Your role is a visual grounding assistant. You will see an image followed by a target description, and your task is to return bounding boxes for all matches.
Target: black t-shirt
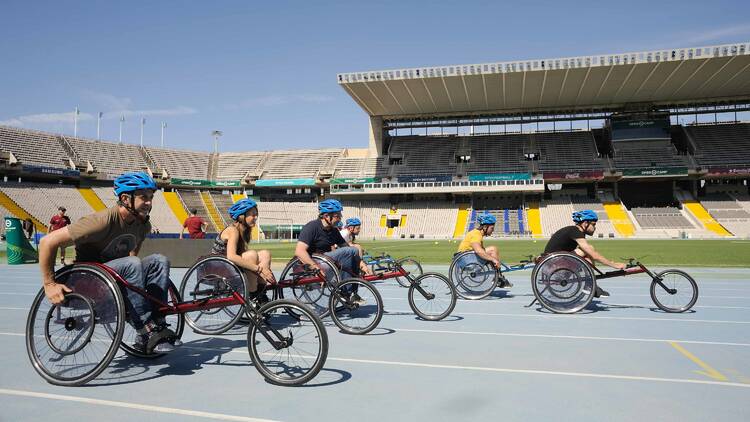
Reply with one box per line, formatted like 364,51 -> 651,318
298,219 -> 347,254
543,225 -> 586,254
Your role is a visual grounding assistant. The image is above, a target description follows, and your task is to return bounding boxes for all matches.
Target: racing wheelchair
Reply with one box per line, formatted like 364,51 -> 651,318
27,258 -> 328,386
448,251 -> 534,300
529,252 -> 699,314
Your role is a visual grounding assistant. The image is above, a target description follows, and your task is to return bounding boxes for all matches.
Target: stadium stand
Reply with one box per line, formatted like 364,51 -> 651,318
630,207 -> 694,229
0,203 -> 11,236
149,189 -> 184,234
66,136 -> 148,178
260,149 -> 342,179
91,186 -> 119,209
0,126 -> 71,168
612,143 -> 689,169
0,183 -> 93,227
210,191 -> 235,223
698,193 -> 750,237
216,152 -> 267,181
534,131 -> 604,172
390,200 -> 458,239
144,147 -> 211,180
685,123 -> 750,167
388,137 -> 458,176
176,190 -> 220,233
334,157 -> 366,178
468,135 -> 528,174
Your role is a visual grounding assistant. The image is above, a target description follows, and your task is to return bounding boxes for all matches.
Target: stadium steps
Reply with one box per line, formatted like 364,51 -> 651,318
163,191 -> 189,227
526,202 -> 543,237
678,198 -> 732,237
139,148 -> 159,173
207,153 -> 219,180
452,204 -> 470,238
385,208 -> 397,238
200,191 -> 225,232
602,202 -> 635,237
0,191 -> 47,232
77,187 -> 107,211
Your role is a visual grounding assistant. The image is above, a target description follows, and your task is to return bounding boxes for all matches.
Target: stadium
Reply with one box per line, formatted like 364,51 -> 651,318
2,15 -> 750,420
2,42 -> 750,245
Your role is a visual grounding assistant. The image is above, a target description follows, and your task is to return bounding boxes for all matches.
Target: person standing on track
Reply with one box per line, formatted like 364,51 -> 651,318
49,206 -> 71,265
181,208 -> 208,239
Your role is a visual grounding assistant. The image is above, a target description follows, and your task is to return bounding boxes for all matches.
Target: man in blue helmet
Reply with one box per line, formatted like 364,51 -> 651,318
339,217 -> 369,265
295,199 -> 371,302
543,209 -> 626,298
39,171 -> 180,353
456,213 -> 512,288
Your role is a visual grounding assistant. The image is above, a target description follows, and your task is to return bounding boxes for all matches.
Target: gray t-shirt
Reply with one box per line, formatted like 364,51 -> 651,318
68,206 -> 151,263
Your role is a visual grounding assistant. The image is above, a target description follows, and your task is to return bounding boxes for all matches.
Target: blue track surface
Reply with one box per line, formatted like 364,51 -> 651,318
1,264 -> 748,421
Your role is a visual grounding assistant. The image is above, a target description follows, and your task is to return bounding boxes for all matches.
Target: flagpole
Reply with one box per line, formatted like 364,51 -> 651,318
74,106 -> 79,137
161,122 -> 166,148
97,112 -> 103,139
140,117 -> 145,147
119,115 -> 125,143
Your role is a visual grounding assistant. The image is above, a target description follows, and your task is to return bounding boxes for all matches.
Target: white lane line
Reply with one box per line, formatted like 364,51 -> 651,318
0,292 -> 35,296
0,307 -> 28,311
390,328 -> 750,347
385,309 -> 750,324
379,297 -> 750,309
0,389 -> 281,422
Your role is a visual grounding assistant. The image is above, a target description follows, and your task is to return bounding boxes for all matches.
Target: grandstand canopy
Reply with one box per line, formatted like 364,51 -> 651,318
338,43 -> 750,120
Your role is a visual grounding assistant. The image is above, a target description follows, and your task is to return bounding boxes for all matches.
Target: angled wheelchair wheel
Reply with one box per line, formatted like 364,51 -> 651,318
531,253 -> 596,314
26,264 -> 125,386
650,270 -> 699,313
247,299 -> 328,386
179,256 -> 246,335
278,254 -> 340,318
120,281 -> 185,359
329,278 -> 384,335
449,251 -> 498,300
408,273 -> 457,321
394,258 -> 423,288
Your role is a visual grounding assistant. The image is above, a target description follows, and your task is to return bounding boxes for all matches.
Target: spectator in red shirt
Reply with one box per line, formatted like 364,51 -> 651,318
181,209 -> 207,239
49,207 -> 71,265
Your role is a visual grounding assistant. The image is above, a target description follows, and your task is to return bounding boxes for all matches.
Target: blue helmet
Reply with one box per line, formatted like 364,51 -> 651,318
477,213 -> 497,226
229,198 -> 258,220
345,217 -> 362,227
114,172 -> 157,196
572,210 -> 598,223
318,199 -> 343,214
334,221 -> 343,229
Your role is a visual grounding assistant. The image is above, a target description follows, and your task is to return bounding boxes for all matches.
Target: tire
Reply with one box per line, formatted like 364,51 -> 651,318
650,270 -> 699,313
179,256 -> 246,335
277,255 -> 340,319
531,252 -> 595,314
408,273 -> 457,321
26,264 -> 125,386
120,281 -> 185,359
395,258 -> 423,288
247,299 -> 328,386
329,278 -> 384,335
449,251 -> 498,300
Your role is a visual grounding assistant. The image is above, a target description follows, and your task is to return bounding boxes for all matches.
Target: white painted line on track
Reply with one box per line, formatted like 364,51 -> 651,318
386,309 -> 750,324
0,292 -> 35,296
390,328 -> 750,347
0,389 -> 281,422
380,297 -> 750,309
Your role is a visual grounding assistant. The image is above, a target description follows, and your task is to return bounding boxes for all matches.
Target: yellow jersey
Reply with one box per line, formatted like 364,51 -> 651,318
457,229 -> 483,252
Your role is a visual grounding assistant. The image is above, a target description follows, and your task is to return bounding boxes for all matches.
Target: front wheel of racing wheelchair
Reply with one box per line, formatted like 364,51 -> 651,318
276,254 -> 385,334
449,251 -> 499,300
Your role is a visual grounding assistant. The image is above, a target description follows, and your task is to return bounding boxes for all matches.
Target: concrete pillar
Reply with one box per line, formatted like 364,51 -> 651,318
368,116 -> 384,156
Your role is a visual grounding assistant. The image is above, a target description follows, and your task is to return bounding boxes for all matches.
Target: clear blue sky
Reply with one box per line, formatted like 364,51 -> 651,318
1,0 -> 748,153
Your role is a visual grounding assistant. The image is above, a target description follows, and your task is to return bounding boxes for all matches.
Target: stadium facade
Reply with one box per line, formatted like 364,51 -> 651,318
2,42 -> 750,240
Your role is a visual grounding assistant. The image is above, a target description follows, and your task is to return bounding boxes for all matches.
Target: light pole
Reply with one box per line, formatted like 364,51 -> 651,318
97,112 -> 103,139
73,106 -> 80,137
212,130 -> 223,154
119,115 -> 125,143
140,117 -> 146,147
161,122 -> 167,147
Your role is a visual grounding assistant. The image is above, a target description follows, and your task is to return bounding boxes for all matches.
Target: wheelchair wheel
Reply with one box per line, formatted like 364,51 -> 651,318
394,258 -> 423,288
247,299 -> 328,386
449,251 -> 498,300
329,278 -> 384,335
277,254 -> 340,318
650,270 -> 699,313
120,281 -> 185,359
531,253 -> 596,314
408,273 -> 457,321
179,256 -> 246,335
26,264 -> 125,386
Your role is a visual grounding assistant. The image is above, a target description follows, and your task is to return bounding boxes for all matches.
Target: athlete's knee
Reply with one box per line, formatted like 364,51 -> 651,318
242,249 -> 259,262
258,249 -> 272,260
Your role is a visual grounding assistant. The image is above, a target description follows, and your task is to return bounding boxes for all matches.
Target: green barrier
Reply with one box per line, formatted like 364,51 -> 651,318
4,217 -> 39,264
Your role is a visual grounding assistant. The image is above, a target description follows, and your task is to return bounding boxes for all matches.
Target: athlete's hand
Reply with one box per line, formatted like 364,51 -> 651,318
44,282 -> 72,305
491,259 -> 500,269
612,262 -> 627,270
259,267 -> 276,285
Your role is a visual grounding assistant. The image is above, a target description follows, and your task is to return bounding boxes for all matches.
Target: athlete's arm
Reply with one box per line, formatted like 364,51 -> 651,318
225,228 -> 259,272
575,238 -> 625,269
470,242 -> 500,267
295,241 -> 320,271
39,227 -> 74,303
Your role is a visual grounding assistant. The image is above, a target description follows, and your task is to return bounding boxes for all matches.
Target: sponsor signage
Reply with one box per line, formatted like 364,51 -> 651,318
469,173 -> 531,181
706,167 -> 750,176
255,178 -> 316,187
543,170 -> 604,180
213,180 -> 241,187
22,164 -> 80,177
621,167 -> 688,177
171,178 -> 212,187
330,177 -> 379,184
397,175 -> 453,183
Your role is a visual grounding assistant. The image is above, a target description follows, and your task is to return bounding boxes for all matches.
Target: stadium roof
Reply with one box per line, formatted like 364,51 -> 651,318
337,42 -> 750,120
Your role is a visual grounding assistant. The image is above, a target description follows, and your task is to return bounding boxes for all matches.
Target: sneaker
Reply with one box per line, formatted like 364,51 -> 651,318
594,286 -> 610,298
351,293 -> 366,305
499,277 -> 514,288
